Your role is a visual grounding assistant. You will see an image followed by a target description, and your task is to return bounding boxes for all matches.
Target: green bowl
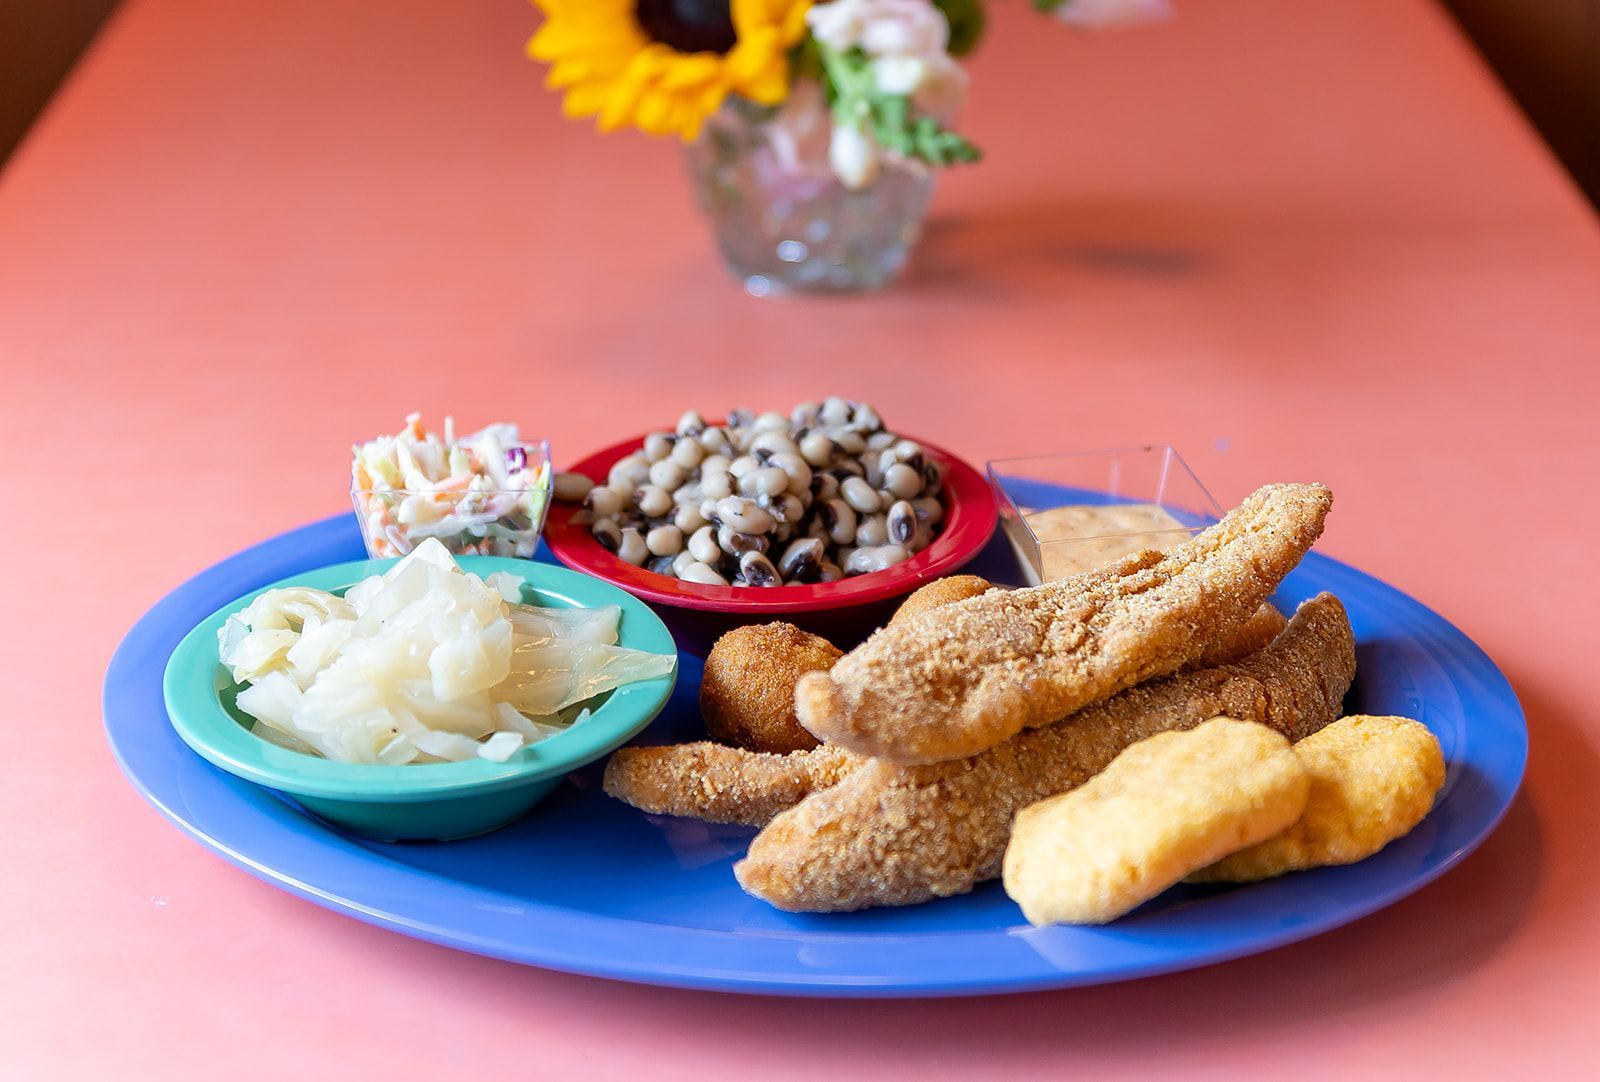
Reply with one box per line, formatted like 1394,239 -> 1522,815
163,556 -> 678,841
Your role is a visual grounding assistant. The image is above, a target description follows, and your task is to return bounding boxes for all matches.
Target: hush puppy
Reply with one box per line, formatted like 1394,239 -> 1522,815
889,575 -> 996,626
701,623 -> 842,753
1002,718 -> 1310,925
1189,715 -> 1445,883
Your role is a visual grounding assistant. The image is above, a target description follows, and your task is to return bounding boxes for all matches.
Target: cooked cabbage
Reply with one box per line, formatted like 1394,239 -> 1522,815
218,539 -> 673,764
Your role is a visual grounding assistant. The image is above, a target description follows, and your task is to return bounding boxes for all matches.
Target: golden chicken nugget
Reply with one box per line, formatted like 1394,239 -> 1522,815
889,575 -> 996,626
1002,718 -> 1310,925
1189,715 -> 1445,883
701,623 -> 842,754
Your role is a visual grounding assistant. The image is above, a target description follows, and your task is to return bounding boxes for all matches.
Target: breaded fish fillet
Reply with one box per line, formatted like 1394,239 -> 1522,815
735,593 -> 1356,912
601,605 -> 1286,827
602,742 -> 863,827
795,483 -> 1332,764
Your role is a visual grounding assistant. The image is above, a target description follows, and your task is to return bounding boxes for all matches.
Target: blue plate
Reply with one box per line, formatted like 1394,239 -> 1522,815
104,513 -> 1527,997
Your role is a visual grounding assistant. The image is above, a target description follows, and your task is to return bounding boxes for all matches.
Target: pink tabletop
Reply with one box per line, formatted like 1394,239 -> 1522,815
4,0 -> 1597,1075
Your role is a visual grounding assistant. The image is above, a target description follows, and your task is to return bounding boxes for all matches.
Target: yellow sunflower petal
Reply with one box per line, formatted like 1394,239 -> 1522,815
546,59 -> 594,89
562,84 -> 612,119
635,92 -> 682,137
597,75 -> 649,130
724,28 -> 780,84
526,0 -> 808,137
729,0 -> 764,33
698,81 -> 730,114
740,59 -> 790,106
624,43 -> 673,82
659,53 -> 724,90
529,18 -> 642,63
780,1 -> 813,44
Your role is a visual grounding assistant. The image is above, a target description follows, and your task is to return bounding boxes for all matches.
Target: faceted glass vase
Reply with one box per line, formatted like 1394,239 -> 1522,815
684,93 -> 935,297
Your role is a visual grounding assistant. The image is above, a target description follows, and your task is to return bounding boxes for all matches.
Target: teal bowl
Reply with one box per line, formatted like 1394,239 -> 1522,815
163,556 -> 678,841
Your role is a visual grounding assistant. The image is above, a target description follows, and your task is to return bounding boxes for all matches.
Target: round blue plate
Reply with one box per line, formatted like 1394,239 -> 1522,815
105,514 -> 1526,997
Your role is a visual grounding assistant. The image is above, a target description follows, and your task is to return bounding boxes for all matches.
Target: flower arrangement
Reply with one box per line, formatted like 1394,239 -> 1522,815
525,1 -> 1170,293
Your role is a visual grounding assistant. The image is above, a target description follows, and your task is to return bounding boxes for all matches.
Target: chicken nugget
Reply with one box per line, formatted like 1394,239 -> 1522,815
889,575 -> 997,626
1189,715 -> 1445,883
1002,717 -> 1310,925
701,623 -> 842,753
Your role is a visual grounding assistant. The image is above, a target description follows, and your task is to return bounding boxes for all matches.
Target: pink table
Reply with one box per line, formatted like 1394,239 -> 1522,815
4,0 -> 1597,1075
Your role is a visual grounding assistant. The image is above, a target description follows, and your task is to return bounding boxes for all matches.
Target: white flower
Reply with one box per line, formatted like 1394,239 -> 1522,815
874,53 -> 967,120
872,55 -> 927,96
829,122 -> 881,191
911,55 -> 967,119
807,0 -> 950,59
807,0 -> 969,187
805,0 -> 865,52
1053,0 -> 1174,30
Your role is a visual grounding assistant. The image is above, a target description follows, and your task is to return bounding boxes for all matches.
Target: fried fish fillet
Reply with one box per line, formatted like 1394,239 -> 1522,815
603,742 -> 863,827
795,483 -> 1332,764
1205,602 -> 1287,662
734,593 -> 1356,912
1003,718 -> 1310,925
601,604 -> 1286,827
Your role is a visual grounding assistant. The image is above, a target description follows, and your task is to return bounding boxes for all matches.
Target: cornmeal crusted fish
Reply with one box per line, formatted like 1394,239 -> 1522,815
601,604 -> 1286,827
602,742 -> 863,827
794,483 -> 1333,764
735,593 -> 1356,912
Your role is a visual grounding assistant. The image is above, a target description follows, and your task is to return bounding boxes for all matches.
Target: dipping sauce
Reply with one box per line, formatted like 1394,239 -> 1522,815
1019,503 -> 1193,582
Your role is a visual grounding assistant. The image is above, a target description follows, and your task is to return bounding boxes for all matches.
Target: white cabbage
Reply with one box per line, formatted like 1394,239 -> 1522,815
218,539 -> 673,764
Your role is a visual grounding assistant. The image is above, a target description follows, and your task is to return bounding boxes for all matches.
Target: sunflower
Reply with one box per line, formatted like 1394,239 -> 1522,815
528,1 -> 813,141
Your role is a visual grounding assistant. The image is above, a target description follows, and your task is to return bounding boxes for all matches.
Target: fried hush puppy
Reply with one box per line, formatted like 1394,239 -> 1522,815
1002,718 -> 1311,926
1189,715 -> 1445,883
734,593 -> 1355,912
700,623 -> 842,754
603,602 -> 1288,828
889,575 -> 997,626
795,483 -> 1333,764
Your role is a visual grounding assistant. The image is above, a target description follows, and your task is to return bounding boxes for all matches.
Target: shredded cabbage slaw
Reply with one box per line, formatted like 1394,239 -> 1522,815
352,413 -> 551,558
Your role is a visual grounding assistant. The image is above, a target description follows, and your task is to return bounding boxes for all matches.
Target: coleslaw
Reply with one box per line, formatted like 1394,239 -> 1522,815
352,413 -> 551,558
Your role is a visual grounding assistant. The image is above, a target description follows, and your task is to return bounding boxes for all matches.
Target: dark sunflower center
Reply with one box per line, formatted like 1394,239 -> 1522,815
634,0 -> 737,54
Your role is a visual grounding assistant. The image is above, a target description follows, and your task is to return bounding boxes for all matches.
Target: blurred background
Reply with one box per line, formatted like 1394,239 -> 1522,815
10,0 -> 1594,206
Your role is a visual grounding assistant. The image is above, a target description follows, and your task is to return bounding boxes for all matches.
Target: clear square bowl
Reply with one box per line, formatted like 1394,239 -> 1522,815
351,439 -> 552,560
986,446 -> 1222,585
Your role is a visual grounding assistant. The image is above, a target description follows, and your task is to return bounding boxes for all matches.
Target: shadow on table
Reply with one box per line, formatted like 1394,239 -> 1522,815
907,201 -> 1218,295
895,193 -> 1492,301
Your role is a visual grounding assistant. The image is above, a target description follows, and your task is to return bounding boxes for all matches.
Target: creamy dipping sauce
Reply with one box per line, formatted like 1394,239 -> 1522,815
1018,503 -> 1193,582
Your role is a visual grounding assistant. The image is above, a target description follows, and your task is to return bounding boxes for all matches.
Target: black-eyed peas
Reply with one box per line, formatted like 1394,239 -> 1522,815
554,400 -> 946,585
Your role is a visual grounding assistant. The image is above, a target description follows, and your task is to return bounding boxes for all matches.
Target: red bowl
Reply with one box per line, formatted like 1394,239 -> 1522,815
543,433 -> 998,653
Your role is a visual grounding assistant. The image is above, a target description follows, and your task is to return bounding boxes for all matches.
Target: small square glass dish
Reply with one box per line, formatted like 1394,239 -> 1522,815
352,437 -> 553,560
986,446 -> 1223,585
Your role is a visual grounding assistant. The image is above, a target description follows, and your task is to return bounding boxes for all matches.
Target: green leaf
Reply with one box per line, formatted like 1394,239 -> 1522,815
811,40 -> 983,171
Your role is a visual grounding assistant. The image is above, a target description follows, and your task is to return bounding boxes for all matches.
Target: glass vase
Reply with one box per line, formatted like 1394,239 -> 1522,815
684,90 -> 935,297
